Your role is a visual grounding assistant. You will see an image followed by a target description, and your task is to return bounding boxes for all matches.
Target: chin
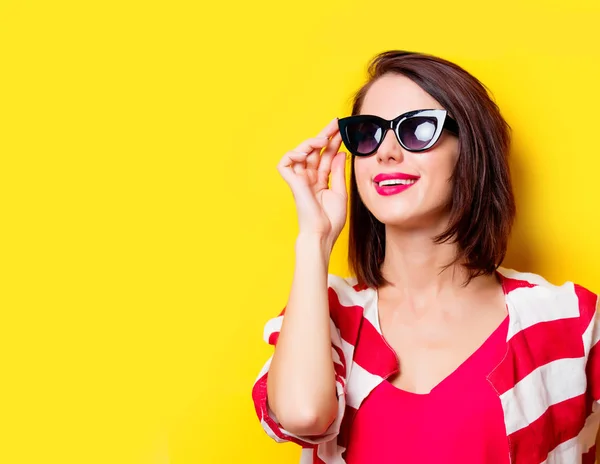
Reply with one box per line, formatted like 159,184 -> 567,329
369,204 -> 451,231
370,208 -> 422,228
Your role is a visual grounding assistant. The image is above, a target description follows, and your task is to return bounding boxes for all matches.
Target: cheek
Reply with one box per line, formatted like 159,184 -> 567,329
415,154 -> 458,200
422,145 -> 458,182
424,161 -> 454,188
353,159 -> 374,190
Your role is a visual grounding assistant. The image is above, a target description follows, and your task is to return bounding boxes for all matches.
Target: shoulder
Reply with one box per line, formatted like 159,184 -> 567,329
326,273 -> 373,307
498,266 -> 575,290
497,266 -> 598,330
326,273 -> 359,298
326,273 -> 374,338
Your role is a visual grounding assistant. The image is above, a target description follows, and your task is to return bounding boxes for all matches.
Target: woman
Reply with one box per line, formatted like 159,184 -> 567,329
251,50 -> 600,463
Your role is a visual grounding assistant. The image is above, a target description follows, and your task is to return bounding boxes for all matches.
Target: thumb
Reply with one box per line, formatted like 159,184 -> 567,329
330,152 -> 347,196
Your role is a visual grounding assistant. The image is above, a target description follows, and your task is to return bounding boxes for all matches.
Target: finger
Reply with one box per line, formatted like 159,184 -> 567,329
305,150 -> 320,172
286,118 -> 340,184
308,129 -> 342,172
298,117 -> 341,170
316,117 -> 341,139
293,136 -> 330,157
278,151 -> 309,169
293,160 -> 306,176
293,118 -> 339,161
284,151 -> 308,176
317,132 -> 343,180
278,151 -> 308,185
330,152 -> 347,196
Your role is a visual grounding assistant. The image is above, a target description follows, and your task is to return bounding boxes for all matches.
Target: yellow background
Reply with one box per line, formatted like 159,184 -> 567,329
1,0 -> 599,463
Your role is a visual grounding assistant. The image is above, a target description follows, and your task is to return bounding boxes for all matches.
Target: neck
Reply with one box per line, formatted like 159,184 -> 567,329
382,224 -> 456,285
379,222 -> 494,305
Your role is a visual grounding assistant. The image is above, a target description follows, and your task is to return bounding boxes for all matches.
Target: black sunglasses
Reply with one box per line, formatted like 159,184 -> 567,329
338,109 -> 459,157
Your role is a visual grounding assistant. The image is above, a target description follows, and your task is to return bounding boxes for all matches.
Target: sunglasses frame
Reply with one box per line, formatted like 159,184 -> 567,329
338,108 -> 459,157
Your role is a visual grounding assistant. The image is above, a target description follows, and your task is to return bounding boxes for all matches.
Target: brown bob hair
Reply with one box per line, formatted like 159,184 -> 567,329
347,50 -> 516,288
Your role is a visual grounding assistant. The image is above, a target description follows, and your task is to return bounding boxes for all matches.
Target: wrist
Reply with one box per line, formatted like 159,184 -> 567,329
295,233 -> 334,260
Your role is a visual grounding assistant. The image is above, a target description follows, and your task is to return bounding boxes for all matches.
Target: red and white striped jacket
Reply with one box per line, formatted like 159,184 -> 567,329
252,267 -> 600,464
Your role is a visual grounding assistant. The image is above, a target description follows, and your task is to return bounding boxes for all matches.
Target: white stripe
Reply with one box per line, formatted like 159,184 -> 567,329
317,440 -> 347,464
329,318 -> 344,350
540,436 -> 581,463
340,338 -> 355,384
299,448 -> 314,464
330,317 -> 355,383
541,409 -> 600,462
254,356 -> 272,382
326,282 -> 358,384
582,293 -> 600,357
361,288 -> 380,334
501,357 -> 587,435
346,361 -> 383,409
327,273 -> 357,290
505,281 -> 579,341
263,315 -> 283,344
260,417 -> 287,443
497,267 -> 558,287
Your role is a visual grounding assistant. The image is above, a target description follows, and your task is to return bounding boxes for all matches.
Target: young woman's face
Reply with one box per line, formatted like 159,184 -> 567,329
354,73 -> 460,230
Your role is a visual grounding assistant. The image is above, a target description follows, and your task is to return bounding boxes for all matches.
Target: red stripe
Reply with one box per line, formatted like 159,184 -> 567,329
266,307 -> 286,345
574,284 -> 597,332
587,342 -> 600,403
251,372 -> 269,420
312,448 -> 326,463
500,275 -> 537,293
508,393 -> 587,463
251,372 -> 313,447
268,283 -> 366,349
268,330 -> 279,346
582,445 -> 596,464
337,404 -> 358,450
333,363 -> 345,385
352,283 -> 368,292
488,317 -> 585,395
327,287 -> 364,345
575,284 -> 600,403
331,344 -> 345,367
352,316 -> 398,378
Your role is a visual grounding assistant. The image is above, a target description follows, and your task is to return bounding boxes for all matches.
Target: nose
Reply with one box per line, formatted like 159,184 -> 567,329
376,128 -> 405,164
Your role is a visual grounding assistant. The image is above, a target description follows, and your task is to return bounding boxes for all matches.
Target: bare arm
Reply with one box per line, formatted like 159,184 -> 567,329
267,234 -> 338,436
266,118 -> 348,437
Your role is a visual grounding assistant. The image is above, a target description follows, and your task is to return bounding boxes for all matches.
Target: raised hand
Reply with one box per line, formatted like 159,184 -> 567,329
277,118 -> 348,246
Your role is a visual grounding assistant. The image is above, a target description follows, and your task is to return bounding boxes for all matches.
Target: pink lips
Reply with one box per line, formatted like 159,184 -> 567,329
373,172 -> 420,196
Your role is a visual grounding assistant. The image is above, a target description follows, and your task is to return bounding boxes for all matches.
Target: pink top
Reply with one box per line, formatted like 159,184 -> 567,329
254,269 -> 600,463
344,315 -> 511,463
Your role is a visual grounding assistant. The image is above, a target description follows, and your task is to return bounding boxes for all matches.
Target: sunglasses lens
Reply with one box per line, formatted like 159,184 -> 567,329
345,120 -> 383,155
398,116 -> 438,150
